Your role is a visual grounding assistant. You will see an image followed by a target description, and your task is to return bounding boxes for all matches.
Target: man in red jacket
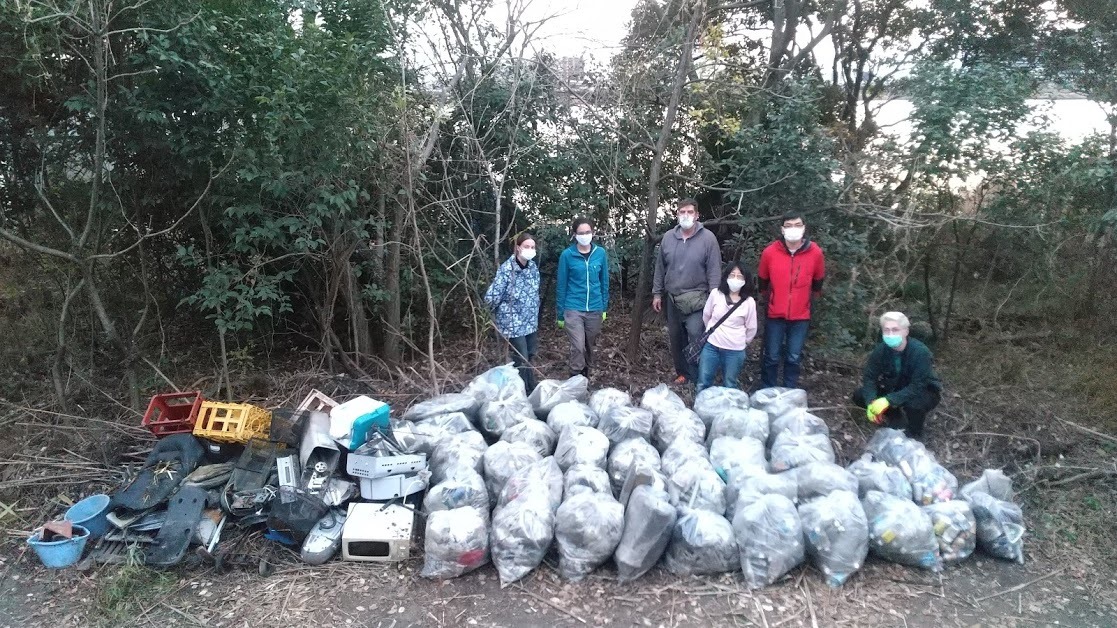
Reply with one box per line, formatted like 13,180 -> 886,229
757,210 -> 826,388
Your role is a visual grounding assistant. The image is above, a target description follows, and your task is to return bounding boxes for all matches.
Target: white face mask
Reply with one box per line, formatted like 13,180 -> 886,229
519,248 -> 536,261
783,226 -> 805,243
575,234 -> 593,246
678,215 -> 695,230
727,278 -> 747,292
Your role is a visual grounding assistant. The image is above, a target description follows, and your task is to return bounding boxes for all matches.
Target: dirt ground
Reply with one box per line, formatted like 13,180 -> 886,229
1,317 -> 1115,627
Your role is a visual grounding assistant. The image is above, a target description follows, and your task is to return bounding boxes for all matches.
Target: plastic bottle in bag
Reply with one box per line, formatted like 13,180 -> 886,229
554,425 -> 610,471
847,454 -> 912,500
421,506 -> 490,579
866,428 -> 925,467
922,500 -> 977,563
547,400 -> 599,434
423,468 -> 490,515
663,509 -> 739,575
796,462 -> 859,503
693,386 -> 752,429
483,441 -> 542,503
490,492 -> 555,585
750,387 -> 808,419
461,363 -> 526,405
589,388 -> 631,420
898,449 -> 957,505
555,492 -> 625,581
769,431 -> 835,472
862,490 -> 942,571
732,493 -> 804,589
614,485 -> 677,582
608,438 -> 662,496
639,383 -> 687,417
798,490 -> 869,587
666,459 -> 727,515
564,463 -> 613,499
706,408 -> 770,447
651,407 -> 706,454
598,405 -> 654,446
500,419 -> 556,458
709,436 -> 767,482
966,491 -> 1025,564
430,431 -> 487,485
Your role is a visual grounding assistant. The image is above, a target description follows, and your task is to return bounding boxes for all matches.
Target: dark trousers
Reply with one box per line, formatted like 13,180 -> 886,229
507,332 -> 538,393
666,295 -> 705,381
762,317 -> 810,388
851,387 -> 941,440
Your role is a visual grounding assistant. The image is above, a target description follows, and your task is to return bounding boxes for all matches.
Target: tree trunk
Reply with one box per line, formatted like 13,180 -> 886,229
383,197 -> 405,364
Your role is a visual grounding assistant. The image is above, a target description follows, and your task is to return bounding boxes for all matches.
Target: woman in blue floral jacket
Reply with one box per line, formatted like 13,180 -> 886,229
484,233 -> 541,392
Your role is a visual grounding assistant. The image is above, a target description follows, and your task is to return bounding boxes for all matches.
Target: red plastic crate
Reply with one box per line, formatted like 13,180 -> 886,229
142,391 -> 204,437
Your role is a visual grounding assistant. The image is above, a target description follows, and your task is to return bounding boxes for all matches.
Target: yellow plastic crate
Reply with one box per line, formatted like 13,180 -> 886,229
193,401 -> 272,444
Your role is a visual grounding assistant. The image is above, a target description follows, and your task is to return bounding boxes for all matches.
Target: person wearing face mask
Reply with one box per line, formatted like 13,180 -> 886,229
757,210 -> 826,388
556,217 -> 610,378
652,199 -> 723,385
852,311 -> 942,440
694,262 -> 758,393
484,232 -> 542,392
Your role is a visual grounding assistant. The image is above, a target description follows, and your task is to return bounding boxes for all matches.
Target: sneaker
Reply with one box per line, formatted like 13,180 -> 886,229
672,375 -> 688,385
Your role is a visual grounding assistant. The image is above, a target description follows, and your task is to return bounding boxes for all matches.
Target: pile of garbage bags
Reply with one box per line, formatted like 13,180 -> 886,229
74,367 -> 1024,589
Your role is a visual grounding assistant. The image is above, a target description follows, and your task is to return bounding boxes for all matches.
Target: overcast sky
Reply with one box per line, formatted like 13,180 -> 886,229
518,0 -> 640,61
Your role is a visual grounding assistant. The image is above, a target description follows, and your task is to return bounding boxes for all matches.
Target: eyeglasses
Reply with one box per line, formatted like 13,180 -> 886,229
575,230 -> 593,236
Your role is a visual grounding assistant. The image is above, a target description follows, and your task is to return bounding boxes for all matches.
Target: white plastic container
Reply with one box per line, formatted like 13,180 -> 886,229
329,396 -> 389,449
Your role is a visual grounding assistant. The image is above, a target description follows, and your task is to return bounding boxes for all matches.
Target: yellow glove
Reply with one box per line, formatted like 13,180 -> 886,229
866,397 -> 890,424
602,312 -> 608,322
557,320 -> 565,330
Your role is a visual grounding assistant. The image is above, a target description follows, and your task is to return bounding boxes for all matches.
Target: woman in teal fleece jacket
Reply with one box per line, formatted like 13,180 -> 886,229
556,218 -> 609,378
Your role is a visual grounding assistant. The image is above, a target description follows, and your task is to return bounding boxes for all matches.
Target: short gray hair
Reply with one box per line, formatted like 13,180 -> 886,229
880,311 -> 910,329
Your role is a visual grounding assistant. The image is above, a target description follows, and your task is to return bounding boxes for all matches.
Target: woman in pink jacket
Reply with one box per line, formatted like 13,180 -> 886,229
696,262 -> 758,393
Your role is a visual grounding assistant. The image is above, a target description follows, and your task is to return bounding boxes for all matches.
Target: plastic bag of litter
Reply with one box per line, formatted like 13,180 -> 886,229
966,491 -> 1025,563
547,401 -> 599,434
639,383 -> 687,417
750,387 -> 808,419
798,490 -> 869,587
462,363 -> 526,404
619,464 -> 668,506
769,431 -> 835,472
733,494 -> 804,589
479,395 -> 535,440
847,454 -> 912,500
768,409 -> 829,448
608,438 -> 662,495
922,500 -> 977,563
501,420 -> 556,458
589,388 -> 631,420
497,456 -> 564,512
404,393 -> 481,423
555,492 -> 625,581
529,375 -> 590,418
862,490 -> 942,571
898,450 -> 957,505
599,406 -> 654,446
554,425 -> 610,471
421,506 -> 489,579
663,508 -> 738,575
709,436 -> 767,482
483,441 -> 542,503
652,407 -> 706,453
796,462 -> 859,503
727,471 -> 798,519
389,419 -> 445,456
706,408 -> 770,447
564,463 -> 613,499
661,439 -> 711,477
666,459 -> 727,515
491,493 -> 555,585
415,411 -> 476,436
430,431 -> 487,485
423,469 -> 490,515
866,428 -> 925,467
960,469 -> 1014,502
614,485 -> 677,582
693,386 -> 752,429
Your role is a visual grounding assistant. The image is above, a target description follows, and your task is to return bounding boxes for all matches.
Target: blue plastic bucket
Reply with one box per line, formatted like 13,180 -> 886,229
64,494 -> 111,539
27,525 -> 90,568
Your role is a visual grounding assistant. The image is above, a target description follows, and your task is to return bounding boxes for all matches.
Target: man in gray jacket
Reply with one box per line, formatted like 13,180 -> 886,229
652,199 -> 723,384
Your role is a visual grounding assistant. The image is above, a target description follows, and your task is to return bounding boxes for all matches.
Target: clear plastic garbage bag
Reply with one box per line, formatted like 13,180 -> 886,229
733,493 -> 804,589
898,449 -> 957,505
555,492 -> 625,581
709,436 -> 767,482
501,419 -> 556,458
563,463 -> 613,499
555,425 -> 610,471
614,485 -> 676,582
750,387 -> 808,420
599,406 -> 654,446
796,462 -> 859,503
847,454 -> 912,500
479,395 -> 535,440
639,383 -> 687,417
497,456 -> 564,512
461,363 -> 526,404
661,439 -> 711,477
423,469 -> 490,515
727,470 -> 798,519
768,409 -> 829,448
960,469 -> 1014,502
547,401 -> 599,434
490,493 -> 555,585
706,408 -> 769,447
589,388 -> 631,420
922,500 -> 977,564
693,386 -> 751,429
404,393 -> 481,423
862,490 -> 942,571
483,441 -> 542,503
966,490 -> 1025,564
663,508 -> 738,575
769,431 -> 835,472
529,375 -> 590,418
652,407 -> 706,454
798,490 -> 869,587
608,438 -> 662,496
666,458 -> 728,515
430,431 -> 487,485
421,506 -> 489,579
